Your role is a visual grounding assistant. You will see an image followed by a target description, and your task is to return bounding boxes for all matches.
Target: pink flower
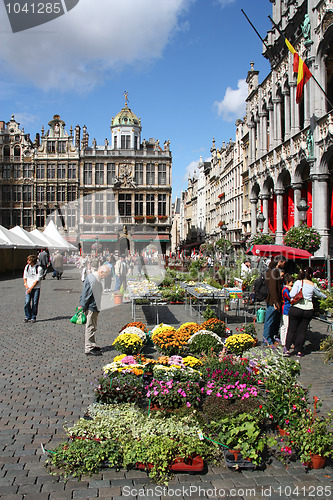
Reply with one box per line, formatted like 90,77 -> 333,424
186,402 -> 191,407
206,390 -> 212,396
292,405 -> 297,410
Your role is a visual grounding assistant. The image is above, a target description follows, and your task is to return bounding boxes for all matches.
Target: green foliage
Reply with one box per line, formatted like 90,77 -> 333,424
283,224 -> 321,254
202,393 -> 262,422
248,233 -> 275,245
320,335 -> 333,364
94,373 -> 144,405
188,334 -> 224,355
215,238 -> 234,255
202,305 -> 217,321
319,294 -> 333,314
161,285 -> 185,302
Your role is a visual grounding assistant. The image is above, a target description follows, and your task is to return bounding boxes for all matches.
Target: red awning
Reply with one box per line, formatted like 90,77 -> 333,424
246,244 -> 312,259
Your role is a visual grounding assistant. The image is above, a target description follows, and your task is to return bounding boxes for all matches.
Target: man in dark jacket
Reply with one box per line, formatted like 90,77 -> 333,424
38,248 -> 50,279
78,265 -> 110,356
263,255 -> 287,345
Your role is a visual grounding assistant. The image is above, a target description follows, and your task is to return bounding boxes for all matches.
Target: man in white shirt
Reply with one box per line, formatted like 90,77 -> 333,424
23,254 -> 44,323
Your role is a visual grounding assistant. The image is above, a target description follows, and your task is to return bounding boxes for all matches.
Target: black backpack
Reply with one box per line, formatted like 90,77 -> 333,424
253,273 -> 269,302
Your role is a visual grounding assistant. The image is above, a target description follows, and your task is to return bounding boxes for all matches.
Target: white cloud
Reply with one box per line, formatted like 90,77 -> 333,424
214,79 -> 247,121
184,156 -> 211,180
0,0 -> 191,91
13,112 -> 38,125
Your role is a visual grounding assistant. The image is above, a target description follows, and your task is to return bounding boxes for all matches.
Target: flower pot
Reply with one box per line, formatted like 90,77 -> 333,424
114,294 -> 123,305
309,454 -> 326,469
276,425 -> 288,437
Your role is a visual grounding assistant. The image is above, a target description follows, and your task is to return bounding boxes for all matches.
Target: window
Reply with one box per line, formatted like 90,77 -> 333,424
13,164 -> 21,178
67,208 -> 76,228
47,141 -> 55,153
47,164 -> 56,179
95,192 -> 104,215
12,209 -> 21,226
121,135 -> 130,149
23,162 -> 32,178
158,193 -> 166,216
57,141 -> 66,153
23,210 -> 32,227
36,164 -> 45,179
114,136 -> 118,149
83,197 -> 92,215
146,163 -> 155,185
23,185 -> 32,202
158,164 -> 167,185
2,165 -> 11,178
107,163 -> 116,184
68,163 -> 77,179
95,163 -> 104,185
84,163 -> 92,184
46,185 -> 55,202
1,209 -> 10,227
134,163 -> 143,185
118,193 -> 131,216
36,186 -> 45,202
3,145 -> 10,158
13,185 -> 21,202
146,193 -> 155,216
2,185 -> 11,202
14,146 -> 20,159
67,185 -> 77,202
36,209 -> 45,228
135,193 -> 143,216
57,185 -> 66,203
134,136 -> 139,150
57,163 -> 66,179
106,193 -> 115,216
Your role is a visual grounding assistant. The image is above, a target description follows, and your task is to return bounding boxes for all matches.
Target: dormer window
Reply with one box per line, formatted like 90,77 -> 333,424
121,135 -> 130,149
47,141 -> 55,153
57,141 -> 66,153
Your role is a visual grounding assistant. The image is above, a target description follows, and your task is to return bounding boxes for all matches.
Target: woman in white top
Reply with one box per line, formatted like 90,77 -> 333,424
285,267 -> 326,357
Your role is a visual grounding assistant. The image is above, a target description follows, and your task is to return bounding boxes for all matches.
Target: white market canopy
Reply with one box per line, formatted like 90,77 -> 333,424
10,226 -> 45,248
30,228 -> 69,251
43,220 -> 77,251
0,225 -> 33,248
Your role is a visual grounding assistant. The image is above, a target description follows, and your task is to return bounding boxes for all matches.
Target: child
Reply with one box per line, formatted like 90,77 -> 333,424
280,273 -> 293,347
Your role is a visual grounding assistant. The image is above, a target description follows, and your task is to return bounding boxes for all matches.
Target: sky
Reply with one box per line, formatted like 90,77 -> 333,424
0,0 -> 273,200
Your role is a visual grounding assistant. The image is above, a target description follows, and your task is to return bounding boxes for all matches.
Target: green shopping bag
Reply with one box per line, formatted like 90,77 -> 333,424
70,307 -> 87,324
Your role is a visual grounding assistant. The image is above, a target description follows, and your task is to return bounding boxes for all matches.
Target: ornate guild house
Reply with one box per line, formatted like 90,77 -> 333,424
0,95 -> 172,254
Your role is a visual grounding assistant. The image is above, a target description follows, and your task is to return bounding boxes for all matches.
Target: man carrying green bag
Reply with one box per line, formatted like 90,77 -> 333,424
77,265 -> 110,356
70,307 -> 87,324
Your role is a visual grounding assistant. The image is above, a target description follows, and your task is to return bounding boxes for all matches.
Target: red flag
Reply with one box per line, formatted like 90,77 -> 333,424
285,39 -> 312,104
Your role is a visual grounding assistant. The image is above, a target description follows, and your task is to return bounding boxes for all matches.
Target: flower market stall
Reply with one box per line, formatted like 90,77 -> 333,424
44,314 -> 333,484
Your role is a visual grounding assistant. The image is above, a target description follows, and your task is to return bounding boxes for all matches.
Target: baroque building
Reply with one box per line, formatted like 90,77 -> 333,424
0,96 -> 172,254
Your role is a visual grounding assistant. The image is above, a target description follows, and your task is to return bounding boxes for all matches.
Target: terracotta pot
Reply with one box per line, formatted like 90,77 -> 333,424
113,294 -> 123,305
228,449 -> 240,461
309,454 -> 326,469
276,425 -> 288,437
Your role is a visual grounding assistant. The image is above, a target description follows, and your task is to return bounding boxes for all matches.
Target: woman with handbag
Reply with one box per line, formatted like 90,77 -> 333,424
284,267 -> 326,357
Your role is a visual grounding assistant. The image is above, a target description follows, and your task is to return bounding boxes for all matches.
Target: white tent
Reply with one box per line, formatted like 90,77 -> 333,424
10,226 -> 45,248
43,220 -> 77,251
0,235 -> 12,248
30,228 -> 69,251
0,225 -> 33,248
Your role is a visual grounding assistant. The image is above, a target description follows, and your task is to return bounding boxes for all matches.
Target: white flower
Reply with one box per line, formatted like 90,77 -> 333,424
121,327 -> 146,341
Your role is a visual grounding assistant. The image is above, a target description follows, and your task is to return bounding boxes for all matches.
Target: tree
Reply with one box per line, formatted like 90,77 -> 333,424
215,237 -> 234,254
247,233 -> 275,246
283,225 -> 321,254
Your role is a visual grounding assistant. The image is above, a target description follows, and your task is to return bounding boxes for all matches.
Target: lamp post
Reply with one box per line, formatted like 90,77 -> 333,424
95,236 -> 99,257
257,212 -> 265,233
297,198 -> 309,224
220,223 -> 228,268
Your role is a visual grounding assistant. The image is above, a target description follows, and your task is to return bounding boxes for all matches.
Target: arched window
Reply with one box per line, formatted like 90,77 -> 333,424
3,145 -> 10,157
14,146 -> 20,158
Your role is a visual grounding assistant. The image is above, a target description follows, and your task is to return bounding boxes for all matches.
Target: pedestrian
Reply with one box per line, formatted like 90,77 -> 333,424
38,248 -> 50,279
52,250 -> 63,279
78,253 -> 87,281
23,254 -> 44,323
263,255 -> 287,346
103,256 -> 114,292
285,267 -> 326,357
78,264 -> 110,356
114,254 -> 128,291
280,273 -> 293,347
241,259 -> 251,278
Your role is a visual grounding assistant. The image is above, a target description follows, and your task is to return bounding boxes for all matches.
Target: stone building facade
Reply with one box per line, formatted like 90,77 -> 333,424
0,98 -> 172,254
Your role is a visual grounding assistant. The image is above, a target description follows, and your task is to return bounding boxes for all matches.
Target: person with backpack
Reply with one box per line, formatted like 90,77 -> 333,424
253,273 -> 269,303
23,254 -> 44,323
280,273 -> 293,347
263,255 -> 287,346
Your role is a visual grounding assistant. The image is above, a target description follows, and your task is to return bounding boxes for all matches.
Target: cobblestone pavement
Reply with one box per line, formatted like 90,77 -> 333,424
0,266 -> 332,500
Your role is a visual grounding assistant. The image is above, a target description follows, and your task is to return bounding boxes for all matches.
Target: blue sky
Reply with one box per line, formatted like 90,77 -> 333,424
0,0 -> 272,200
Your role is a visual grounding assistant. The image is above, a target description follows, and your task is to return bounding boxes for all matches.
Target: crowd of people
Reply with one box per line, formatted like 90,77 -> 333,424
262,255 -> 326,357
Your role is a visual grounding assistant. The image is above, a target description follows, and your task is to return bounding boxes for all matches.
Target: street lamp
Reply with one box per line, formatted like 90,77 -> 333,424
257,212 -> 265,233
221,223 -> 228,238
95,236 -> 99,256
297,198 -> 309,224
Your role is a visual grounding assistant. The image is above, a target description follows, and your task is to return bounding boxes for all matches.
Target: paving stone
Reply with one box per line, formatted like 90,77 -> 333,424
98,486 -> 122,497
72,488 -> 98,498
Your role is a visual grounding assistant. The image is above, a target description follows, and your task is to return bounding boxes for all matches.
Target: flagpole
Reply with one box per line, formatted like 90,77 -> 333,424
268,15 -> 333,109
241,9 -> 272,54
